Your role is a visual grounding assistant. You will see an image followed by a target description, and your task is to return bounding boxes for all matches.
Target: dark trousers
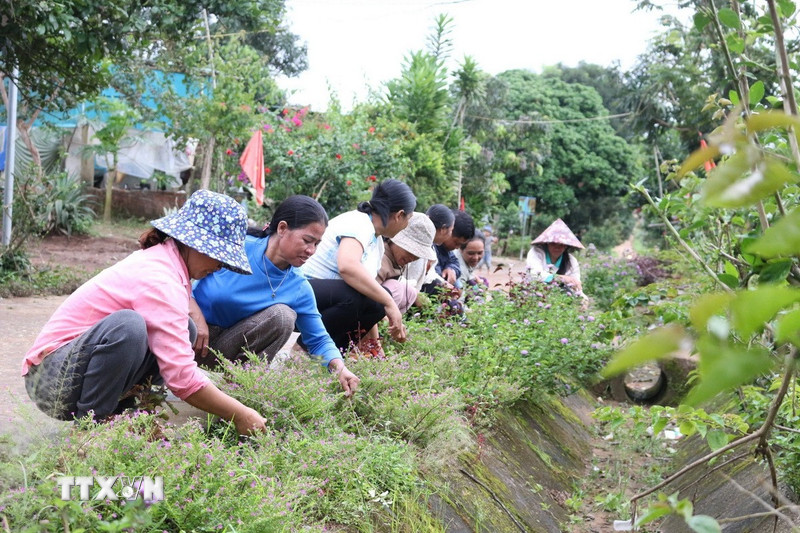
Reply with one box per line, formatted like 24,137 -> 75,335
25,310 -> 196,421
198,304 -> 297,367
307,278 -> 385,351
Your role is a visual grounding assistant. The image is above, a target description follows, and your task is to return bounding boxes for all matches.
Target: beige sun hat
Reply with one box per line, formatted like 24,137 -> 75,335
531,218 -> 584,250
391,213 -> 437,261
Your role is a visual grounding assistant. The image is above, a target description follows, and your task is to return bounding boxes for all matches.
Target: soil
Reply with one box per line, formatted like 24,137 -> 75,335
6,225 -> 141,287
26,225 -> 142,277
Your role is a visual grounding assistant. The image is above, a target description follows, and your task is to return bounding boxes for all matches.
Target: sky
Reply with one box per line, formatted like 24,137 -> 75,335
276,0 -> 684,112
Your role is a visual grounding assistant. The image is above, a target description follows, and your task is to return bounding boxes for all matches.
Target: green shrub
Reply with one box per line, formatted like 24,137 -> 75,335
14,170 -> 96,237
582,253 -> 639,311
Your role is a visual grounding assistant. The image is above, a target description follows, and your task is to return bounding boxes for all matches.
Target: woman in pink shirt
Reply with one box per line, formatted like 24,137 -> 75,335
22,190 -> 267,435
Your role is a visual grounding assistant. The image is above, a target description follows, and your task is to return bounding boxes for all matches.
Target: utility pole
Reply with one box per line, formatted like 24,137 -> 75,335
199,9 -> 217,191
2,65 -> 19,247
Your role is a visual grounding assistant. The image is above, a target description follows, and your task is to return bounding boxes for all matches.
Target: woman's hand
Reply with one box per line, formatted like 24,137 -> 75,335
384,302 -> 407,342
329,359 -> 360,397
185,383 -> 266,436
188,298 -> 210,358
558,275 -> 583,293
442,267 -> 457,285
233,406 -> 268,435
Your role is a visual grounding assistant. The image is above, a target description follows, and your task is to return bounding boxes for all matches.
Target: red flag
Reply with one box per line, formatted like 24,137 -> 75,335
459,196 -> 465,211
699,136 -> 717,172
239,131 -> 265,205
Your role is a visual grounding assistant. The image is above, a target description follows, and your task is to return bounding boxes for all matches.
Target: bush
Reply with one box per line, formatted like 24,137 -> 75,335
498,234 -> 531,258
582,253 -> 639,311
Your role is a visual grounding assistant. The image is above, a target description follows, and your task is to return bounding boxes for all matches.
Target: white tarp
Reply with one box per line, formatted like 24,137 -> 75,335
65,125 -> 195,188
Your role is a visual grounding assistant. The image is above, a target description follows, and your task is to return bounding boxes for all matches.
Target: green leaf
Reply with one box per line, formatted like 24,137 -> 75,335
694,421 -> 708,438
601,324 -> 684,378
726,33 -> 745,54
746,208 -> 800,257
758,259 -> 793,284
675,498 -> 694,521
678,144 -> 720,178
693,12 -> 712,31
685,337 -> 774,406
690,293 -> 734,331
703,157 -> 799,208
730,286 -> 800,337
652,416 -> 669,436
749,81 -> 765,106
777,0 -> 796,17
679,420 -> 697,436
718,273 -> 739,289
747,111 -> 800,148
706,430 -> 729,451
636,503 -> 672,526
718,8 -> 741,28
776,309 -> 800,346
728,90 -> 740,105
687,515 -> 722,533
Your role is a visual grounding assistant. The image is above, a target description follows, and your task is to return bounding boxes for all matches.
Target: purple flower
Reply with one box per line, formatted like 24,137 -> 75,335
560,338 -> 569,344
587,316 -> 595,322
520,350 -> 529,355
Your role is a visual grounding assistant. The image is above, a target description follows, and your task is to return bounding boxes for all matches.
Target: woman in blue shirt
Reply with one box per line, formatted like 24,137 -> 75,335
191,195 -> 360,396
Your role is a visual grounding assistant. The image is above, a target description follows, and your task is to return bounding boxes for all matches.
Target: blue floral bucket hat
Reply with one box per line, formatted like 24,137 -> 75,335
151,190 -> 252,274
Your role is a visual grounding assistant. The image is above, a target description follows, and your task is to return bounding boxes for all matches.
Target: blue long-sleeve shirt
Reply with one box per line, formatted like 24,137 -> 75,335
192,235 -> 342,367
434,244 -> 461,279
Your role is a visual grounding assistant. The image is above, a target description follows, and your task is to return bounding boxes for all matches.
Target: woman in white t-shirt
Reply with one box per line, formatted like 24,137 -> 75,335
300,179 -> 416,354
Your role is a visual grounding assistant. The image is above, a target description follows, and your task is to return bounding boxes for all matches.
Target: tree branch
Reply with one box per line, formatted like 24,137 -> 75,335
637,186 -> 733,293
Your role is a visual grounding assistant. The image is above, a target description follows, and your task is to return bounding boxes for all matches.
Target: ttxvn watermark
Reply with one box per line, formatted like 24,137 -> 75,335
56,476 -> 164,502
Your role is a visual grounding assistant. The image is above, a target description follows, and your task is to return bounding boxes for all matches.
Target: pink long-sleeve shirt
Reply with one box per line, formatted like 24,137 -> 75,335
21,239 -> 210,400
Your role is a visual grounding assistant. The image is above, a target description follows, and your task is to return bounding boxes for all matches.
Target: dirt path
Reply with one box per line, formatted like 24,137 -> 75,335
0,296 -> 71,442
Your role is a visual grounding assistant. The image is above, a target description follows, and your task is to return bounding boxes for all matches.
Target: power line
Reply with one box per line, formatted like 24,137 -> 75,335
465,111 -> 634,125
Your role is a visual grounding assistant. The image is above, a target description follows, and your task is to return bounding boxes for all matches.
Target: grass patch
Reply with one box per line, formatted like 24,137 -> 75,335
0,265 -> 626,530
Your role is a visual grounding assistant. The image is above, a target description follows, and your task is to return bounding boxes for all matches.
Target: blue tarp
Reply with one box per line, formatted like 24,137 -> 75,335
1,70 -> 207,129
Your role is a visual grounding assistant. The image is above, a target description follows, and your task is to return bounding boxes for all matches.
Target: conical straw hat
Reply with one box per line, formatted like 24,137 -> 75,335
531,218 -> 584,249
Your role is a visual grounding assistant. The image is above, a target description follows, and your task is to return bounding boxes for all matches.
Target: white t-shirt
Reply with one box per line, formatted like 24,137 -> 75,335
300,210 -> 384,280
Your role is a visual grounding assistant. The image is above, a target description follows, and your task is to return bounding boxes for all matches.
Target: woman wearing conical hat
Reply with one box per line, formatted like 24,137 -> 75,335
525,218 -> 585,296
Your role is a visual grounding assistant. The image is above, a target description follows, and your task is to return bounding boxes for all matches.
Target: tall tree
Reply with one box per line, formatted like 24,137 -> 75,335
465,70 -> 641,244
385,14 -> 461,207
1,0 -> 304,176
